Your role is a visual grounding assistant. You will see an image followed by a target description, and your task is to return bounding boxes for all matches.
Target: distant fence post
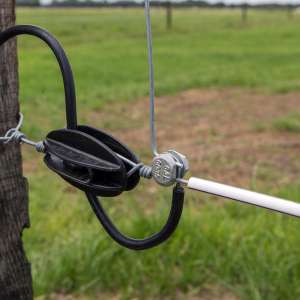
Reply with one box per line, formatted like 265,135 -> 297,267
166,1 -> 172,30
287,4 -> 294,19
241,3 -> 248,23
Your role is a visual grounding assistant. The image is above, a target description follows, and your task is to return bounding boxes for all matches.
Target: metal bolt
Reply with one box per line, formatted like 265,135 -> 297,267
151,150 -> 189,186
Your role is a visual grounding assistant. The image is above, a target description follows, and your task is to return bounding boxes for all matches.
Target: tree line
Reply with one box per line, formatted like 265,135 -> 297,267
16,0 -> 300,10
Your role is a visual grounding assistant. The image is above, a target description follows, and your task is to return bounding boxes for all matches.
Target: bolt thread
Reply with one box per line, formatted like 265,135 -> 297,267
35,141 -> 45,153
139,165 -> 152,179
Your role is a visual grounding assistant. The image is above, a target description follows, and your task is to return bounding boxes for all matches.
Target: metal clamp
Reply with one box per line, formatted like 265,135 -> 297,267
152,150 -> 189,186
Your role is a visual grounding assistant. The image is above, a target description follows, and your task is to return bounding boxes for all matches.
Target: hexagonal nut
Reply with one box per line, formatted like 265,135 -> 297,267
151,153 -> 178,186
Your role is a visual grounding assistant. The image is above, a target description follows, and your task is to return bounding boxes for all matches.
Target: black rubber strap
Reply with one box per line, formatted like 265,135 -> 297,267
0,25 -> 77,129
86,185 -> 184,250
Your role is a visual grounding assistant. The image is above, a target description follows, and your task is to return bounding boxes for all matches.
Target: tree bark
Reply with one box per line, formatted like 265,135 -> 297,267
0,1 -> 33,299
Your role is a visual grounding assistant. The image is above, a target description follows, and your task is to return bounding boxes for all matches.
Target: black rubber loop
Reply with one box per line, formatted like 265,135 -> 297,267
0,24 -> 185,250
0,25 -> 77,129
86,185 -> 185,250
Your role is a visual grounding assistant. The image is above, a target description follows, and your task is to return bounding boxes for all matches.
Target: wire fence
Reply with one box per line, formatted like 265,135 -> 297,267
16,0 -> 300,29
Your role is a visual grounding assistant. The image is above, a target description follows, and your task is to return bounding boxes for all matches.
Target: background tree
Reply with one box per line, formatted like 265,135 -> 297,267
0,0 -> 33,299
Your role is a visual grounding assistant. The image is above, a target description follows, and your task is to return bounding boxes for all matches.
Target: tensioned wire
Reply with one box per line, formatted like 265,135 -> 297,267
0,113 -> 45,152
144,0 -> 158,156
0,10 -> 159,175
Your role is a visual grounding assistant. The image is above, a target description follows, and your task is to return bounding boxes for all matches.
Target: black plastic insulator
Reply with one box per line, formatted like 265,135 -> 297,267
77,125 -> 140,191
0,25 -> 77,129
86,184 -> 185,250
44,127 -> 141,196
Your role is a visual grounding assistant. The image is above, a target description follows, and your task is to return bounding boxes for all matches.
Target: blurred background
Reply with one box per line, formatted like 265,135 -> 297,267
16,0 -> 300,299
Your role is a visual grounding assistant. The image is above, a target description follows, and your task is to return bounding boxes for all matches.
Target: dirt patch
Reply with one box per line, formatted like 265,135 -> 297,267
85,88 -> 300,191
24,87 -> 300,204
40,288 -> 239,300
36,293 -> 118,300
32,88 -> 300,300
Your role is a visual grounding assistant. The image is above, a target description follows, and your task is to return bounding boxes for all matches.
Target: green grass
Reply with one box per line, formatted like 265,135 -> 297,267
273,112 -> 300,132
12,7 -> 300,299
16,7 -> 300,139
28,173 -> 300,300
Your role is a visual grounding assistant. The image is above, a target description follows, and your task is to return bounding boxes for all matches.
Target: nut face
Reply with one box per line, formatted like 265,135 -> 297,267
152,154 -> 177,186
167,150 -> 189,177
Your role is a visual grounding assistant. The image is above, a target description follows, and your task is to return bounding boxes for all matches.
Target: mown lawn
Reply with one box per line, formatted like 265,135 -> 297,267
17,7 -> 300,138
14,7 -> 300,299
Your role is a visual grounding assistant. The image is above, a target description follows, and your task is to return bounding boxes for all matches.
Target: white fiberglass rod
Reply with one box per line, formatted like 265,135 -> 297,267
185,177 -> 300,217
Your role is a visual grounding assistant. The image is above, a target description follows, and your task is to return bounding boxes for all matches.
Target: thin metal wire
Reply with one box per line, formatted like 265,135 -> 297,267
0,113 -> 24,143
116,153 -> 136,167
0,114 -> 149,173
116,6 -> 158,176
144,0 -> 158,156
116,153 -> 152,179
0,113 -> 45,152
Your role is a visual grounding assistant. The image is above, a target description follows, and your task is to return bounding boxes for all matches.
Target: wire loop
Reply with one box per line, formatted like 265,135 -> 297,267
0,113 -> 25,144
0,113 -> 45,152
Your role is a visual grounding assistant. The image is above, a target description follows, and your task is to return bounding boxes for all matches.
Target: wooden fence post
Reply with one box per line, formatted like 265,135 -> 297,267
288,4 -> 294,19
241,3 -> 248,23
166,1 -> 172,30
0,0 -> 33,299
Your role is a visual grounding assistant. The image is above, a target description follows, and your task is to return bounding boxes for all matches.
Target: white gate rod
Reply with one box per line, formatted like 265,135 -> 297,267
183,177 -> 300,217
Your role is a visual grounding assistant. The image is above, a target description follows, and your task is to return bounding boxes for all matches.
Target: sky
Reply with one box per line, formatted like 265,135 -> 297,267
39,0 -> 300,5
222,0 -> 298,2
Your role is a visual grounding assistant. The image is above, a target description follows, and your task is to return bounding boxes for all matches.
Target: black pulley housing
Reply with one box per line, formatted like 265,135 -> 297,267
77,125 -> 140,191
44,127 -> 140,197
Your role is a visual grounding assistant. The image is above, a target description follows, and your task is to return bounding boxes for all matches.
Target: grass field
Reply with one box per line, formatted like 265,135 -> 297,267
14,7 -> 300,299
